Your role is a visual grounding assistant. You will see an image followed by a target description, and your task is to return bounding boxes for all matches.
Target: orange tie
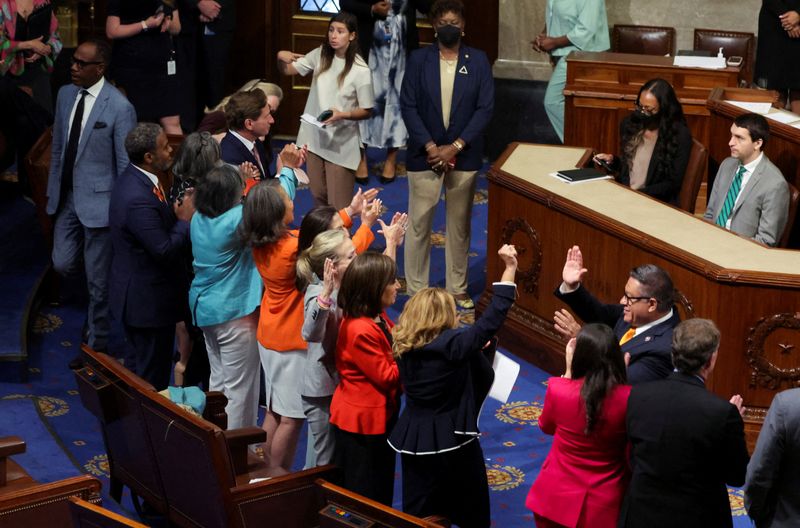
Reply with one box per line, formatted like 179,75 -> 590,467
620,327 -> 636,345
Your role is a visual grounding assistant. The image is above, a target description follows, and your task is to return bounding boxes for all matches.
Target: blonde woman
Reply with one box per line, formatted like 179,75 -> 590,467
388,244 -> 517,527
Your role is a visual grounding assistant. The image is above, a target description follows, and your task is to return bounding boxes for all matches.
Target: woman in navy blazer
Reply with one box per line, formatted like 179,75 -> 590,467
399,0 -> 494,307
388,244 -> 517,527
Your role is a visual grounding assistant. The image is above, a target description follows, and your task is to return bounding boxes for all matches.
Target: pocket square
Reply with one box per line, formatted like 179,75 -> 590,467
93,121 -> 107,129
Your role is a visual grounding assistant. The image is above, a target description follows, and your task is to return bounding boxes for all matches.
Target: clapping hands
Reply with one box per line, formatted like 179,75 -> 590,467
562,245 -> 588,289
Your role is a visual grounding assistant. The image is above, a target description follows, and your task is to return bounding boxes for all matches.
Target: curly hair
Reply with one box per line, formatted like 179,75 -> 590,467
620,78 -> 687,189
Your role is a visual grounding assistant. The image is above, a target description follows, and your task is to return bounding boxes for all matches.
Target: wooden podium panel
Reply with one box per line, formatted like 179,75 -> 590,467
563,51 -> 741,158
482,143 -> 800,446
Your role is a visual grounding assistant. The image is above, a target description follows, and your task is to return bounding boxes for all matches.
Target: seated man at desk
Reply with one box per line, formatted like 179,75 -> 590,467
704,113 -> 790,246
554,246 -> 679,384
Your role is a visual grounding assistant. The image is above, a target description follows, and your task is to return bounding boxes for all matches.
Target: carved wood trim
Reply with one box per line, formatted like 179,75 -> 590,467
746,312 -> 800,390
501,218 -> 542,296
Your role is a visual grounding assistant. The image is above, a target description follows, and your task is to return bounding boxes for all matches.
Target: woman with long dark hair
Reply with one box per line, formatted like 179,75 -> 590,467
276,11 -> 374,209
594,78 -> 692,204
525,323 -> 631,528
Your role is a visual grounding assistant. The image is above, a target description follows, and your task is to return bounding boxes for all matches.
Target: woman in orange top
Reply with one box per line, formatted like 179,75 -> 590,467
239,179 -> 306,472
330,251 -> 401,505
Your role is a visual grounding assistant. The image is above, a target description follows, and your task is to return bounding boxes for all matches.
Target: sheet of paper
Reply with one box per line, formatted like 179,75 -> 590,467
249,477 -> 272,484
726,100 -> 773,114
673,55 -> 726,69
765,110 -> 800,125
300,113 -> 327,128
489,351 -> 520,403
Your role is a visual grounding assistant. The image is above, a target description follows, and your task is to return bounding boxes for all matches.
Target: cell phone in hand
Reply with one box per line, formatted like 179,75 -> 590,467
594,156 -> 614,173
317,109 -> 333,122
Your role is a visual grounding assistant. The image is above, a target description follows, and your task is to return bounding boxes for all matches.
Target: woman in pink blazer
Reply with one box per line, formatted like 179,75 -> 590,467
526,323 -> 631,528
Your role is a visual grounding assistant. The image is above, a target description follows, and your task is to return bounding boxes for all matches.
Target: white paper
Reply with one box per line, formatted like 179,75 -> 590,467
673,55 -> 726,69
726,100 -> 772,114
765,110 -> 800,125
300,113 -> 327,128
548,172 -> 613,185
488,351 -> 520,403
249,477 -> 272,484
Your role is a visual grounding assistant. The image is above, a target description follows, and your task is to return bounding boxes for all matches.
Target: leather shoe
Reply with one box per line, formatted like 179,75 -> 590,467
379,175 -> 396,185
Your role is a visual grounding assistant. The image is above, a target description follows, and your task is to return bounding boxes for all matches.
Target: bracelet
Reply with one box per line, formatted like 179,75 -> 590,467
452,140 -> 464,152
425,143 -> 436,152
141,20 -> 148,31
317,296 -> 332,309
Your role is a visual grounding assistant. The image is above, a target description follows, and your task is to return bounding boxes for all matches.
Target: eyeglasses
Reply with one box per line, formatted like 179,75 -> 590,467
71,57 -> 103,69
633,102 -> 659,116
622,293 -> 652,306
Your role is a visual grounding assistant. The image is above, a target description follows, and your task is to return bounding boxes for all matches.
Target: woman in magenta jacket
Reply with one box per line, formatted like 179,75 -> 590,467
526,323 -> 631,528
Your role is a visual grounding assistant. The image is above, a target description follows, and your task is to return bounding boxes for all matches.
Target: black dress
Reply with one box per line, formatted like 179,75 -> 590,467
107,0 -> 179,121
755,0 -> 800,90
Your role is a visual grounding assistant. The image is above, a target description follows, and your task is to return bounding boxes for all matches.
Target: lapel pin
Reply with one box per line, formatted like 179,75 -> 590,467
645,336 -> 652,342
459,65 -> 468,74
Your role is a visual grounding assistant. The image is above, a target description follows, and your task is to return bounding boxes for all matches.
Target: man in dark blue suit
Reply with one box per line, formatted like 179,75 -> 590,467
109,123 -> 195,390
219,89 -> 272,179
554,245 -> 679,384
47,39 -> 136,356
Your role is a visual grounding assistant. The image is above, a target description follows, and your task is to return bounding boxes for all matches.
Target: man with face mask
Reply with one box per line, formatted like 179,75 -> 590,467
108,123 -> 196,390
531,0 -> 610,143
703,112 -> 789,246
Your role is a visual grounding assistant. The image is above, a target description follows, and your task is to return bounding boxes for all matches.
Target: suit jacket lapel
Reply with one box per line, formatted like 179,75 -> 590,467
424,47 -> 444,129
75,84 -> 110,163
732,157 -> 766,215
450,47 -> 470,123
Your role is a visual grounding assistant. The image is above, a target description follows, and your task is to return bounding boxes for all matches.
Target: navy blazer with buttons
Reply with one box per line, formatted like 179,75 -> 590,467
400,43 -> 494,172
109,163 -> 190,328
219,132 -> 272,179
554,284 -> 679,384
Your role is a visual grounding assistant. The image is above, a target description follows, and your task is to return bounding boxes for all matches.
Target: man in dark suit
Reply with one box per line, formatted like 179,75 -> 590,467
745,387 -> 800,527
46,39 -> 136,357
109,123 -> 195,390
703,113 -> 789,246
219,89 -> 273,180
554,245 -> 679,384
620,318 -> 749,528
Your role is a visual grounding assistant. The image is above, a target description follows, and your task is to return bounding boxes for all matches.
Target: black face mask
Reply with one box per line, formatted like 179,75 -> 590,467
436,25 -> 461,47
631,109 -> 660,129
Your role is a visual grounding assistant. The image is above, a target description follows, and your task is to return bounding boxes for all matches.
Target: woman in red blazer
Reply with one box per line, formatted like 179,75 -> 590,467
526,323 -> 631,528
330,252 -> 401,505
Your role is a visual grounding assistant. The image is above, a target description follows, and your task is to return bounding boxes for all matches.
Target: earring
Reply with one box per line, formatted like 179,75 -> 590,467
461,31 -> 465,37
434,32 -> 438,39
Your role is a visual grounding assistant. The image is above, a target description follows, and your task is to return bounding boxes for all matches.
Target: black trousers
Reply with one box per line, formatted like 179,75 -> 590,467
333,424 -> 396,506
124,323 -> 175,391
401,439 -> 490,528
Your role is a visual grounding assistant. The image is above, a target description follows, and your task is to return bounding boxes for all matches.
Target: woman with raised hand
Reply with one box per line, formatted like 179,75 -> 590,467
388,244 -> 517,527
329,251 -> 401,504
525,323 -> 631,528
295,213 -> 407,468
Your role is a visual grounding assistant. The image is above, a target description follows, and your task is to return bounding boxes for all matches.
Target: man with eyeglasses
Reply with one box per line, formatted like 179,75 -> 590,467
46,38 -> 136,366
553,245 -> 679,384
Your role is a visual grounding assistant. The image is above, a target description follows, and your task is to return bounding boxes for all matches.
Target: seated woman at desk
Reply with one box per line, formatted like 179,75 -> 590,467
594,78 -> 692,204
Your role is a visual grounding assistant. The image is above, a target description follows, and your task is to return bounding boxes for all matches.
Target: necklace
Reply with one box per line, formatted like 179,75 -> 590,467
440,52 -> 457,73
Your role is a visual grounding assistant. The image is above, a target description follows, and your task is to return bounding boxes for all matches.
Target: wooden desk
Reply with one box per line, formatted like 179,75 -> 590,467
482,143 -> 800,447
563,51 -> 741,157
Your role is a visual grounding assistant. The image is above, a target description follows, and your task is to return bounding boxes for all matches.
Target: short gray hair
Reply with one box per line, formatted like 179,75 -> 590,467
672,318 -> 720,375
172,131 -> 221,182
125,123 -> 163,164
630,264 -> 674,311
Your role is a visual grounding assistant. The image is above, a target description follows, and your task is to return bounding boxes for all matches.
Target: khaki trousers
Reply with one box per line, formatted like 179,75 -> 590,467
404,169 -> 477,296
306,151 -> 356,209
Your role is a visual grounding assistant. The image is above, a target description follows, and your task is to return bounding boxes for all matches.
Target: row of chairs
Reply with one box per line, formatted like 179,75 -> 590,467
611,25 -> 756,84
73,345 -> 446,527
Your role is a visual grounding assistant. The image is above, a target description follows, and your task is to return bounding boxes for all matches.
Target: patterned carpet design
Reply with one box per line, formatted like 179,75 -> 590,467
0,147 -> 751,526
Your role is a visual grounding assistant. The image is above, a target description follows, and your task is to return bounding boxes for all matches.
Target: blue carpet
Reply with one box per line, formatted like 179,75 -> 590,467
0,145 -> 752,527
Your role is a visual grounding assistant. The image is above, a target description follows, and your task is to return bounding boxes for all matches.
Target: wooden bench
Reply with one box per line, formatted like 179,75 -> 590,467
0,474 -> 101,528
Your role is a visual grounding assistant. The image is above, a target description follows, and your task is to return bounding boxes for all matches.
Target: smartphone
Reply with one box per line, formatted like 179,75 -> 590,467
594,156 -> 613,172
317,109 -> 333,122
726,56 -> 743,67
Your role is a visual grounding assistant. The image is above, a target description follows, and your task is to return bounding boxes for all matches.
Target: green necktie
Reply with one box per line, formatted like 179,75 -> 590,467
716,164 -> 746,227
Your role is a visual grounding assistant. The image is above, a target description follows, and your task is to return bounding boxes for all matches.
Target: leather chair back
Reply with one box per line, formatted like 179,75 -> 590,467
74,348 -> 167,514
693,29 -> 755,85
779,182 -> 800,248
677,138 -> 708,213
612,25 -> 675,56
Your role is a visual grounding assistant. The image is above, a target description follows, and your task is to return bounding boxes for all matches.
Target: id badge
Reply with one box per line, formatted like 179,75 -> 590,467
167,60 -> 176,76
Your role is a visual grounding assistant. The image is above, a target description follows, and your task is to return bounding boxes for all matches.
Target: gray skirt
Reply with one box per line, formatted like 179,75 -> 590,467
258,344 -> 306,418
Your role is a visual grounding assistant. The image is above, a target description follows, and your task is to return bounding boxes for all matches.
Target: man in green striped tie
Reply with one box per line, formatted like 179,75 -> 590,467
703,113 -> 790,247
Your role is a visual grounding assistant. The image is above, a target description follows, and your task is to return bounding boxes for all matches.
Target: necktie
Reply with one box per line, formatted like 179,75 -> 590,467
251,145 -> 264,176
61,89 -> 89,195
152,184 -> 166,203
619,327 -> 636,345
715,164 -> 747,228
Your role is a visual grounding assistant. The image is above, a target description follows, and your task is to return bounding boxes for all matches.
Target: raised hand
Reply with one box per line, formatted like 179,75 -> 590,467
361,198 -> 382,228
239,161 -> 259,181
347,187 -> 379,217
278,143 -> 306,169
320,257 -> 338,299
553,309 -> 581,340
498,244 -> 518,284
562,245 -> 588,289
378,212 -> 408,248
729,394 -> 745,417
